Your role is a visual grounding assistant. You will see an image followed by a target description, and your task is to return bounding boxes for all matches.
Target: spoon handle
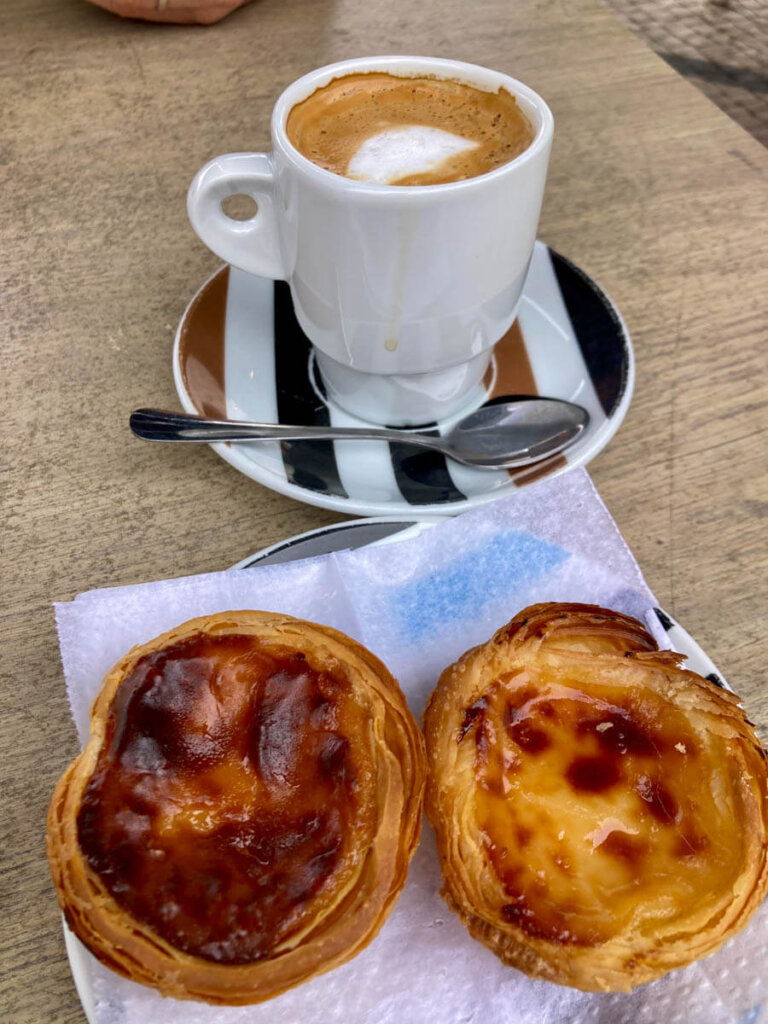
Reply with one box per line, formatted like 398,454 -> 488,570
130,408 -> 443,450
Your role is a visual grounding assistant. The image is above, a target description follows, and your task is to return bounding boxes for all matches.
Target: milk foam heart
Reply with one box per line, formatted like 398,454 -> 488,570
346,127 -> 479,185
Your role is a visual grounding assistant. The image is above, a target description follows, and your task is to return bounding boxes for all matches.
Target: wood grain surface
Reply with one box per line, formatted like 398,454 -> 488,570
1,0 -> 767,1020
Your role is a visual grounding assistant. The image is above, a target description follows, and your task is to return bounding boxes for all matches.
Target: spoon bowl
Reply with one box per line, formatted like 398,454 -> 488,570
440,399 -> 589,469
130,398 -> 589,471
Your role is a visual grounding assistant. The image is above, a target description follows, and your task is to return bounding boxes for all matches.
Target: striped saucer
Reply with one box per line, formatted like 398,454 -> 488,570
172,241 -> 633,516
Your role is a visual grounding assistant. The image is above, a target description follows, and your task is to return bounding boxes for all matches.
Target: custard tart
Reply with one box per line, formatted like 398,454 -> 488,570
47,611 -> 426,1005
423,603 -> 768,992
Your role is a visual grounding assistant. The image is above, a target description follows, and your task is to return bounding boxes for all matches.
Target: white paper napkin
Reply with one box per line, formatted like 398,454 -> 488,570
54,469 -> 768,1024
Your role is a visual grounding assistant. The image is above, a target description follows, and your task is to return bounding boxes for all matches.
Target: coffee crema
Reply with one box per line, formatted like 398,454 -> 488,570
286,72 -> 535,186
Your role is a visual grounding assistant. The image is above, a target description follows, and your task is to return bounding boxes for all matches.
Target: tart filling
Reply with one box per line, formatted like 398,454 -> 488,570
76,633 -> 375,964
424,603 -> 768,991
48,612 -> 425,1005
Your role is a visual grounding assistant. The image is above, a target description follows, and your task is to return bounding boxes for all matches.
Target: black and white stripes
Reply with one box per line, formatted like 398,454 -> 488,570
176,241 -> 633,515
653,607 -> 731,692
273,282 -> 349,498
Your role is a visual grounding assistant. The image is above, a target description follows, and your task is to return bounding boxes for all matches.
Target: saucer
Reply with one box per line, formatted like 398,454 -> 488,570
173,241 -> 633,516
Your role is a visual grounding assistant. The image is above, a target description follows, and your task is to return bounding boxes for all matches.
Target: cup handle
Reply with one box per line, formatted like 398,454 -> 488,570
187,152 -> 286,279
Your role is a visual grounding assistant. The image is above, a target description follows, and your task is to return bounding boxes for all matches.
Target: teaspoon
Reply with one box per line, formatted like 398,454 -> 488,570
129,399 -> 589,471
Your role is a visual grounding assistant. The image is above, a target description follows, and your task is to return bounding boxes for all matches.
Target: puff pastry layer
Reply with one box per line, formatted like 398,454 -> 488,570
48,611 -> 426,1004
423,603 -> 768,991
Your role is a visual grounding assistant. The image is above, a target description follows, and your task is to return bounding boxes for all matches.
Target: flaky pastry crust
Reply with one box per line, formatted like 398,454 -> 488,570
48,611 -> 426,1005
423,603 -> 768,992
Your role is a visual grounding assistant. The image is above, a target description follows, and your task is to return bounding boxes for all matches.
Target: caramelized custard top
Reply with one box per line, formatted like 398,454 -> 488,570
286,72 -> 534,186
461,672 -> 746,947
77,633 -> 375,964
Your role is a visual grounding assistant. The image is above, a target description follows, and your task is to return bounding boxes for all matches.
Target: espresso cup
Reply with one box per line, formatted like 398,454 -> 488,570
187,56 -> 553,426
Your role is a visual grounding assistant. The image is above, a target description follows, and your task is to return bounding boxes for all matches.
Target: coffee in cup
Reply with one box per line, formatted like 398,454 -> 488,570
285,72 -> 534,186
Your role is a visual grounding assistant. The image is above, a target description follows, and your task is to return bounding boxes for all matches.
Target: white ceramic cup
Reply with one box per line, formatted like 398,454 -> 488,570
187,56 -> 553,426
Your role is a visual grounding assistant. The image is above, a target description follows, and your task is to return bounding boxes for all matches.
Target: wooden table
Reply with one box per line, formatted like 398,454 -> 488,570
2,0 -> 767,1019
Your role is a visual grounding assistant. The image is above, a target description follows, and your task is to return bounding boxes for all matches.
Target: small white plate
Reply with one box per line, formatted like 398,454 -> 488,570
173,242 -> 634,516
64,516 -> 729,1022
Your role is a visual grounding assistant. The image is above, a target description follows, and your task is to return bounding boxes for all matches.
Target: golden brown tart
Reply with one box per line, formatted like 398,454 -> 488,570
47,611 -> 426,1005
423,603 -> 768,992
